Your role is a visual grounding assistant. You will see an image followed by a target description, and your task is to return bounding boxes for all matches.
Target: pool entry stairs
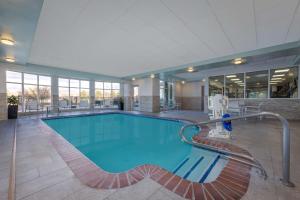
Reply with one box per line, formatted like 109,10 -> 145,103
173,147 -> 227,183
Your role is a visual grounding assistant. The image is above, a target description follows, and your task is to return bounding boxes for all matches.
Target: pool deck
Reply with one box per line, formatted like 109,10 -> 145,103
0,110 -> 300,199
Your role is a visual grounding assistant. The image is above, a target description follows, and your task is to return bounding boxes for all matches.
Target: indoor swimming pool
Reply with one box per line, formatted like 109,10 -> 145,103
44,113 -> 227,183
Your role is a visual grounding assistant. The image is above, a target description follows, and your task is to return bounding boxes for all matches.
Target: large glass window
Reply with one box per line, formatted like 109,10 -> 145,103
246,70 -> 268,98
6,82 -> 22,112
58,78 -> 90,108
159,81 -> 174,107
23,73 -> 38,111
39,76 -> 51,108
209,75 -> 224,96
94,81 -> 120,108
225,73 -> 244,98
270,67 -> 298,98
6,71 -> 52,112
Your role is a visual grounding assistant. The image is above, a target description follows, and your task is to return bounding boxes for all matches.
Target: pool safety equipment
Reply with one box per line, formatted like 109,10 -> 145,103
208,94 -> 231,138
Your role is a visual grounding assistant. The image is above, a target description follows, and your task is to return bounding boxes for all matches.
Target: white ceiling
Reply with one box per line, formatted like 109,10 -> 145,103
28,0 -> 300,77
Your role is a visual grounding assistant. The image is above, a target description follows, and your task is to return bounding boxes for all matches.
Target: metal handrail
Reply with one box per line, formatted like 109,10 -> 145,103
179,111 -> 295,187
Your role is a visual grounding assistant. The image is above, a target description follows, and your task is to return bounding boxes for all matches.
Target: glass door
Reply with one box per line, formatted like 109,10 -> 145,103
133,86 -> 140,111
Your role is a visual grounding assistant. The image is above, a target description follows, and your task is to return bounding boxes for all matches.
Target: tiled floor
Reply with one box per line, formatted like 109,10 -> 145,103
0,110 -> 300,199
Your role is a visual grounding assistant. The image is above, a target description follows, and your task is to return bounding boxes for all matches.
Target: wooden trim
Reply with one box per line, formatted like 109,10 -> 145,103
8,120 -> 16,200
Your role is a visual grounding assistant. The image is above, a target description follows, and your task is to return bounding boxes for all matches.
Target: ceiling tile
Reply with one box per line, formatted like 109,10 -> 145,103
162,0 -> 234,56
286,1 -> 300,42
255,0 -> 299,47
208,0 -> 256,52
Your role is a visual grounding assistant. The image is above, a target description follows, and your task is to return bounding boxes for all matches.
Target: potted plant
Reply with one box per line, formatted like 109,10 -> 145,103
7,95 -> 19,119
118,97 -> 124,110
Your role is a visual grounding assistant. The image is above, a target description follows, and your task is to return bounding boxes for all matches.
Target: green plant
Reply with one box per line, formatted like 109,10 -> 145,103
7,95 -> 19,105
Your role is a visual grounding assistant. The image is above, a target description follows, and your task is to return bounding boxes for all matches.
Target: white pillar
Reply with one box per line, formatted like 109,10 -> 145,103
123,83 -> 133,111
90,80 -> 95,110
51,76 -> 59,111
0,67 -> 7,120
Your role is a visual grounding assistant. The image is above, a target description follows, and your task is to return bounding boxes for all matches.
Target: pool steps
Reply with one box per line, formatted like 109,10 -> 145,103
173,147 -> 225,183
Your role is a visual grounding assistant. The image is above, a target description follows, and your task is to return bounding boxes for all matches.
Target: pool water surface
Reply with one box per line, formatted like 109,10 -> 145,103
44,113 -> 225,182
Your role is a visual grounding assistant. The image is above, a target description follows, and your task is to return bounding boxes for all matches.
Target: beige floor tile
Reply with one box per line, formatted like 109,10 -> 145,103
106,178 -> 161,200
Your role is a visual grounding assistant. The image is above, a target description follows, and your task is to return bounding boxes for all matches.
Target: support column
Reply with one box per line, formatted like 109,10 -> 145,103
123,83 -> 133,111
0,67 -> 7,120
52,76 -> 59,112
134,77 -> 160,113
204,77 -> 209,113
90,81 -> 95,110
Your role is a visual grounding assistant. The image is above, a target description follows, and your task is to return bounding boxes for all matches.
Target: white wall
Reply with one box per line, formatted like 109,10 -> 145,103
132,78 -> 159,96
0,67 -> 6,93
182,81 -> 205,97
175,82 -> 182,97
0,62 -> 122,82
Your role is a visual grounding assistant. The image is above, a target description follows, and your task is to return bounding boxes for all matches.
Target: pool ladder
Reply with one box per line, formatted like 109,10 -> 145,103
178,112 -> 295,187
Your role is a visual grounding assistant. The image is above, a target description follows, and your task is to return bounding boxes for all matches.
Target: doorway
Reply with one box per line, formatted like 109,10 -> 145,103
133,86 -> 140,111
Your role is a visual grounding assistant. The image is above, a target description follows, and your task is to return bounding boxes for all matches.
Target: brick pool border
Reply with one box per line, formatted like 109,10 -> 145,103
42,113 -> 252,200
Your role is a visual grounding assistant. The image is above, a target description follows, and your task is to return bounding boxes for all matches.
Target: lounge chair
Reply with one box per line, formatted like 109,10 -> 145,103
227,100 -> 244,116
104,99 -> 112,108
79,100 -> 89,108
59,100 -> 69,109
25,100 -> 41,112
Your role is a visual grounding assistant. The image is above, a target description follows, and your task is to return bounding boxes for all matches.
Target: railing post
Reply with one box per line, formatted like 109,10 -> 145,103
179,111 -> 295,187
276,113 -> 295,187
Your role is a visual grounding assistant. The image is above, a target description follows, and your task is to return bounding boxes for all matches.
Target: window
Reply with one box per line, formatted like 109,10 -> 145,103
94,81 -> 120,108
6,71 -> 52,112
225,73 -> 244,98
23,74 -> 38,110
270,67 -> 298,98
160,81 -> 164,102
59,78 -> 70,106
80,80 -> 90,102
246,70 -> 268,98
209,75 -> 224,96
58,78 -> 90,108
159,81 -> 174,106
39,76 -> 51,108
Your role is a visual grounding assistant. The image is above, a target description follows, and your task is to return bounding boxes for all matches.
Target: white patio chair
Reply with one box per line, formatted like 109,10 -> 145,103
227,100 -> 244,116
59,100 -> 69,109
25,100 -> 41,112
79,100 -> 89,108
104,99 -> 112,108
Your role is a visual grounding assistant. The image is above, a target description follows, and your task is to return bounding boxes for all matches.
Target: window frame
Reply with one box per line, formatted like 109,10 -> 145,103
208,66 -> 299,100
58,77 -> 90,108
6,71 -> 52,112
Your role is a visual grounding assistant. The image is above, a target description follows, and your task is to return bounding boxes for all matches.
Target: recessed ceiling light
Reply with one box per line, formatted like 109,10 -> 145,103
181,80 -> 185,84
150,74 -> 155,78
226,75 -> 237,78
132,77 -> 135,81
0,38 -> 15,46
270,80 -> 281,83
214,79 -> 218,82
273,74 -> 285,77
231,58 -> 246,65
272,77 -> 283,80
187,67 -> 194,72
275,69 -> 290,73
4,57 -> 15,62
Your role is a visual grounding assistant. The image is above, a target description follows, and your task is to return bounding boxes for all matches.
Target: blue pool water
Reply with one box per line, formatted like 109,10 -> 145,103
44,113 -> 226,182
